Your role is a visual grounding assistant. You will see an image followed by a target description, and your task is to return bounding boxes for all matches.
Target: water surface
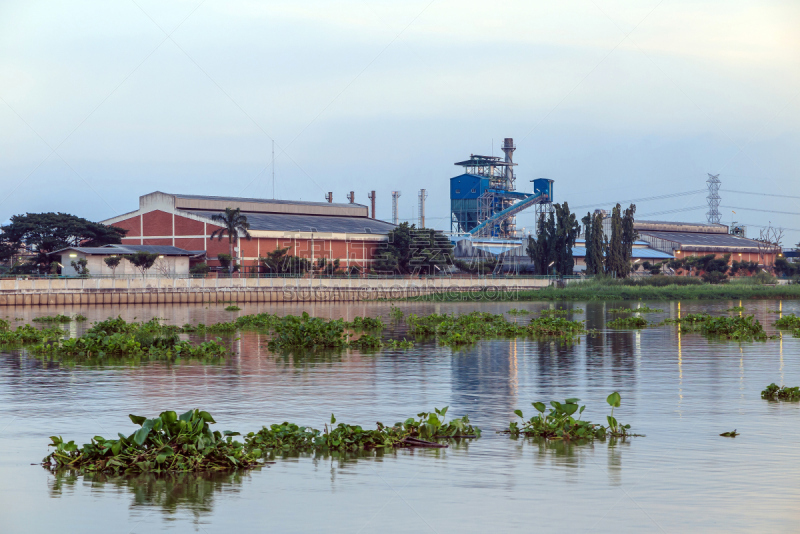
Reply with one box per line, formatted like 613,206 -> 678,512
1,299 -> 799,533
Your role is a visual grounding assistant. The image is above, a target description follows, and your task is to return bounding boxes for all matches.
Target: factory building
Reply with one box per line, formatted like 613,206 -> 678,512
635,221 -> 779,266
571,239 -> 673,272
100,192 -> 395,272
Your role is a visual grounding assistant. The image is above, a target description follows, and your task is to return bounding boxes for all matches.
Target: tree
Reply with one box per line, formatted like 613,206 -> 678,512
217,253 -> 239,273
756,225 -> 783,266
0,212 -> 127,268
209,207 -> 252,274
581,212 -> 604,275
124,252 -> 159,278
621,204 -> 638,266
260,247 -> 309,275
553,202 -> 580,276
605,204 -> 627,277
527,212 -> 555,275
104,256 -> 122,277
70,258 -> 90,277
316,257 -> 341,275
372,222 -> 453,275
527,204 -> 578,276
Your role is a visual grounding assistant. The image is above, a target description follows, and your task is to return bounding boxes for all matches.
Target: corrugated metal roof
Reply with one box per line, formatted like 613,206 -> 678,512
55,245 -> 197,256
634,220 -> 728,234
173,193 -> 365,210
639,231 -> 770,252
182,210 -> 396,235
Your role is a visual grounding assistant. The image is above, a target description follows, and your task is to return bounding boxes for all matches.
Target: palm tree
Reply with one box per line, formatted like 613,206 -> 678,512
210,207 -> 252,274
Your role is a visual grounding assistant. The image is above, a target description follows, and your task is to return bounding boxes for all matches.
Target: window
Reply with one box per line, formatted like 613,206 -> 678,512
471,188 -> 476,193
455,189 -> 461,194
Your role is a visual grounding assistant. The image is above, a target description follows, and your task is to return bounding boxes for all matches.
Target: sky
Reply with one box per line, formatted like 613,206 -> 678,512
1,0 -> 799,244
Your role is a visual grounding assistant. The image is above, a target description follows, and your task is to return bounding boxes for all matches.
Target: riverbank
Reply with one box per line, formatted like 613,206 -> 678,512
0,276 -> 550,306
412,279 -> 800,301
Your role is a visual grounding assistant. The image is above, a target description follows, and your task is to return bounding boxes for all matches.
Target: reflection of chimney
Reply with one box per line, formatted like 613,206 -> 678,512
367,191 -> 376,219
347,191 -> 355,203
325,192 -> 333,203
501,137 -> 515,189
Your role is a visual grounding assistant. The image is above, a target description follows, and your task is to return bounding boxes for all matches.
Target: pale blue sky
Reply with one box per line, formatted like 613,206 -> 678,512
1,0 -> 799,242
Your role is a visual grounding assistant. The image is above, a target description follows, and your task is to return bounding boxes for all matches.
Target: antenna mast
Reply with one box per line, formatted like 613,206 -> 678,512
272,140 -> 275,199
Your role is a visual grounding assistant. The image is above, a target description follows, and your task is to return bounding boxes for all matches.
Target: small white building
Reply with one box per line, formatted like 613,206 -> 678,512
56,245 -> 202,277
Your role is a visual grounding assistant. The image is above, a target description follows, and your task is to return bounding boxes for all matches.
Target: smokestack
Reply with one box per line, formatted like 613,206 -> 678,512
501,137 -> 515,189
347,191 -> 355,203
418,189 -> 427,228
367,191 -> 376,219
325,192 -> 333,203
391,191 -> 401,225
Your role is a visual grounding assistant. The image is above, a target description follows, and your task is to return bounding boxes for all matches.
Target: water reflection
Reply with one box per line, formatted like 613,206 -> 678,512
48,470 -> 254,522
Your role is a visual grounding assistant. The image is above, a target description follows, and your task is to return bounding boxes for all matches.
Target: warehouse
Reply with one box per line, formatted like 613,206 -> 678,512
56,244 -> 199,276
572,239 -> 674,272
635,221 -> 779,266
100,192 -> 395,272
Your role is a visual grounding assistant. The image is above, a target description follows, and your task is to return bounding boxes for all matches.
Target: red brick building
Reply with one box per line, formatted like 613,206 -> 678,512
101,192 -> 395,272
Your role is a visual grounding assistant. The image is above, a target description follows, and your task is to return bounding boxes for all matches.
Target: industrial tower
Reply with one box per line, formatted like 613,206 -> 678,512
450,137 -> 552,238
391,191 -> 401,225
706,173 -> 721,224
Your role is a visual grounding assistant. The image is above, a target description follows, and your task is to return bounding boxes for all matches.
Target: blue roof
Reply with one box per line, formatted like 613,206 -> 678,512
572,247 -> 673,260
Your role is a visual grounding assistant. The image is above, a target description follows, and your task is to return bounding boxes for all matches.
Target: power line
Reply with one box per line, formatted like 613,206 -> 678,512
721,205 -> 800,217
570,189 -> 705,211
638,205 -> 706,218
722,189 -> 800,200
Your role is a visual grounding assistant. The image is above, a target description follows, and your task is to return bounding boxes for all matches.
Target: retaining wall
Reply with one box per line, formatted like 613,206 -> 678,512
0,277 -> 552,306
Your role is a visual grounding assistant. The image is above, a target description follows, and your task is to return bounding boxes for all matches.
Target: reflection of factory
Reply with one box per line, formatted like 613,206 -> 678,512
450,138 -> 553,258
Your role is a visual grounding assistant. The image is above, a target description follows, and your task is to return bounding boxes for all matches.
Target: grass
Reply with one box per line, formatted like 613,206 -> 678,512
223,305 -> 241,312
414,277 -> 800,301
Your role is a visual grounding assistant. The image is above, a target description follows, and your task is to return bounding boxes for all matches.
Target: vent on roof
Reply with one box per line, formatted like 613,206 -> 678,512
364,228 -> 372,234
310,227 -> 318,232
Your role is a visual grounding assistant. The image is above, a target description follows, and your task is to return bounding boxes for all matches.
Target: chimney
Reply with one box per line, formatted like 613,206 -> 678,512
367,191 -> 376,219
347,191 -> 355,203
325,192 -> 333,203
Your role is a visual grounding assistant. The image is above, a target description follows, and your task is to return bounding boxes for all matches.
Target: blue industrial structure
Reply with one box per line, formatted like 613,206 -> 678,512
450,138 -> 553,239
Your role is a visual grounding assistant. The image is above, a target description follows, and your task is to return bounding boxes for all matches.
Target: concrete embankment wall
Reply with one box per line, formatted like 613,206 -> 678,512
0,277 -> 551,306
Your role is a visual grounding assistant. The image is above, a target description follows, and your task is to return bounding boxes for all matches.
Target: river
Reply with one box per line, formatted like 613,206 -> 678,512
1,299 -> 798,533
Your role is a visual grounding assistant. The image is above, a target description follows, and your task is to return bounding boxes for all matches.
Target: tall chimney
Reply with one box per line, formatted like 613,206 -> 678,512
418,189 -> 428,228
501,137 -> 515,190
367,191 -> 376,219
347,191 -> 355,203
325,192 -> 333,203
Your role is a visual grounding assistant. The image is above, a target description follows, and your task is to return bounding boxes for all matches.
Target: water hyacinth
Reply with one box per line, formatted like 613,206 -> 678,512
607,316 -> 648,328
32,317 -> 228,360
761,383 -> 800,401
245,407 -> 480,453
506,393 -> 634,440
0,324 -> 65,346
43,410 -> 262,474
406,311 -> 586,347
774,314 -> 800,329
667,314 -> 773,341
